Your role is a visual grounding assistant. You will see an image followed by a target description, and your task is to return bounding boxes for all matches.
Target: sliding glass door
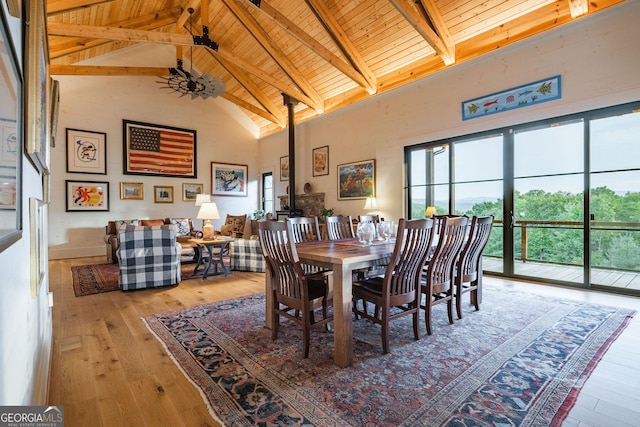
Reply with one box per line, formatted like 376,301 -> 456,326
589,109 -> 640,291
512,120 -> 585,283
405,101 -> 640,296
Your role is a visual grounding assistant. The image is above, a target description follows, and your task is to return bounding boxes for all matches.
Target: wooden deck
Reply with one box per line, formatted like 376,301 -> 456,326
482,257 -> 640,292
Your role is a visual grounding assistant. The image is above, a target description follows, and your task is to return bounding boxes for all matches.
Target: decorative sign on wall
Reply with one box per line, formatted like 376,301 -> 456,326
462,75 -> 561,121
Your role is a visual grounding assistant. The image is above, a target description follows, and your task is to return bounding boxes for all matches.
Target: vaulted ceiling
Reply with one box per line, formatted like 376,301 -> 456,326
47,0 -> 625,137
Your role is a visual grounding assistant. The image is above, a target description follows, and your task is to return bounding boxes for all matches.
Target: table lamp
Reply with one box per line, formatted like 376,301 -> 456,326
194,194 -> 211,229
425,206 -> 437,218
363,197 -> 378,213
197,202 -> 220,240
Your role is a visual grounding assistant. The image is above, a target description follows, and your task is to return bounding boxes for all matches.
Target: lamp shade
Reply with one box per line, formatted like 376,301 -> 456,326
363,197 -> 378,211
425,206 -> 437,217
197,202 -> 220,220
197,202 -> 220,239
194,193 -> 211,206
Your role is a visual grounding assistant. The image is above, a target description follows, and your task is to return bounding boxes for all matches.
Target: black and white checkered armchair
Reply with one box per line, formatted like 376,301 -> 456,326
117,225 -> 182,290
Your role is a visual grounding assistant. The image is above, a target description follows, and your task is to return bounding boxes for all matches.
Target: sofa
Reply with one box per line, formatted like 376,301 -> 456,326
105,217 -> 201,263
117,224 -> 182,290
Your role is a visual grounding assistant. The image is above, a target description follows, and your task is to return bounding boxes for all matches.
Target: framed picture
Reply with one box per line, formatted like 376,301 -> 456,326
0,11 -> 23,253
65,180 -> 109,212
312,146 -> 329,176
182,183 -> 204,201
42,174 -> 50,204
211,162 -> 247,197
66,128 -> 107,174
280,156 -> 289,181
0,120 -> 17,167
123,119 -> 196,178
154,185 -> 174,203
49,78 -> 60,147
25,0 -> 50,175
337,159 -> 375,200
462,75 -> 562,120
120,182 -> 144,200
0,177 -> 16,210
30,197 -> 45,298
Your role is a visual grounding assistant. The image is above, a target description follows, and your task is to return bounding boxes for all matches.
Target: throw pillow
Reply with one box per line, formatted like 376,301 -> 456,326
170,218 -> 191,236
141,219 -> 164,226
115,219 -> 140,230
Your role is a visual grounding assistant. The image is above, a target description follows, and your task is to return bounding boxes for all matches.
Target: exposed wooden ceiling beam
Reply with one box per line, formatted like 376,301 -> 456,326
177,0 -> 202,29
416,0 -> 456,64
49,64 -> 167,76
389,0 -> 455,65
47,0 -> 115,15
48,22 -> 317,109
304,0 -> 377,93
221,91 -> 282,125
220,0 -> 324,112
48,9 -> 179,60
242,0 -> 376,94
207,49 -> 287,127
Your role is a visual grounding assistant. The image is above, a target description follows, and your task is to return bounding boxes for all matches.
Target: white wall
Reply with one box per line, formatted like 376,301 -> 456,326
0,2 -> 52,405
48,44 -> 261,259
259,1 -> 640,223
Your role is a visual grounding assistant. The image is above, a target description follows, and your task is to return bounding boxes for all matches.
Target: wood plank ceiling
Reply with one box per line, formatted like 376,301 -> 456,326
47,0 -> 625,137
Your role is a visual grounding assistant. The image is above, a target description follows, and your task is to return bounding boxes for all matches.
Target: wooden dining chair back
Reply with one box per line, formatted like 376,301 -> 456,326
455,215 -> 494,319
421,215 -> 469,335
352,218 -> 435,354
257,220 -> 333,358
287,216 -> 321,243
358,214 -> 379,224
325,215 -> 355,240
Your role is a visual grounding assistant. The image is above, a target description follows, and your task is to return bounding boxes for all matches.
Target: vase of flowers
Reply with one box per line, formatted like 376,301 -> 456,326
253,209 -> 265,220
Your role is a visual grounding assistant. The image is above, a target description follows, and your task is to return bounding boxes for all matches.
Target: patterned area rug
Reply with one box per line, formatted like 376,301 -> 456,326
143,287 -> 635,426
71,262 -> 201,297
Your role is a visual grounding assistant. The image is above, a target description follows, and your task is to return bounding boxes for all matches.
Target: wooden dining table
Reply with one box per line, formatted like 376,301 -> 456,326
265,238 -> 396,368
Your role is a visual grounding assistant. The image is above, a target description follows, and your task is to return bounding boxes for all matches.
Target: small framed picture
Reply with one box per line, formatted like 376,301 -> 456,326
66,128 -> 107,174
182,183 -> 204,201
120,182 -> 144,200
211,162 -> 248,197
280,156 -> 289,181
154,185 -> 174,203
65,180 -> 109,212
313,146 -> 329,176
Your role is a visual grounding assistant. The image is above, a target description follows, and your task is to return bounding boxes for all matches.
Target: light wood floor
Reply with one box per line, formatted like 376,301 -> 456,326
48,257 -> 640,427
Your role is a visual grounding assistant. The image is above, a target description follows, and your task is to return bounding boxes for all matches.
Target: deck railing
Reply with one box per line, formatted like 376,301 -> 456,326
494,219 -> 640,272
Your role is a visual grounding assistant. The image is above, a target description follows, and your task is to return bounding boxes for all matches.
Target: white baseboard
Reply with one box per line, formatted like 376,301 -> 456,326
49,245 -> 105,260
32,307 -> 52,405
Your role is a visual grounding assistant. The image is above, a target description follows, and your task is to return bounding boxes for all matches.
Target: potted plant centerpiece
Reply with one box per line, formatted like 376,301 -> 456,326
320,207 -> 334,222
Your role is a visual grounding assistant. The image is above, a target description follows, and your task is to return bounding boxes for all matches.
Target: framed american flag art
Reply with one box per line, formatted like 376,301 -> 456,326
123,120 -> 196,178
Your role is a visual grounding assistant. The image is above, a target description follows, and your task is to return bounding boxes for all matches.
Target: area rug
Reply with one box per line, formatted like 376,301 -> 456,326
72,262 -> 205,297
143,287 -> 635,426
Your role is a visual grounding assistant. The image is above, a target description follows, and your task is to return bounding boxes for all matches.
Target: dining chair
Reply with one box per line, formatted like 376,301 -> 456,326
287,216 -> 321,243
352,218 -> 435,354
455,215 -> 494,319
421,215 -> 469,335
325,215 -> 355,240
258,220 -> 334,358
358,214 -> 379,224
